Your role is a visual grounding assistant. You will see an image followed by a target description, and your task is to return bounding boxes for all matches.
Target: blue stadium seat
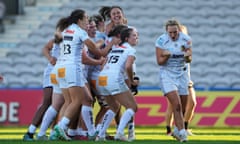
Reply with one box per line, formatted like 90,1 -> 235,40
213,58 -> 233,69
25,75 -> 43,88
231,79 -> 240,89
193,77 -> 212,90
210,79 -> 231,90
12,57 -> 32,66
5,75 -> 26,88
0,57 -> 14,67
1,66 -> 18,76
2,0 -> 240,89
6,48 -> 25,57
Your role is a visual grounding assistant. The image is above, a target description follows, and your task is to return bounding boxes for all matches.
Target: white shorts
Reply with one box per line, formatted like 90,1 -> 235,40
50,66 -> 62,94
56,64 -> 85,88
159,70 -> 189,96
89,69 -> 100,82
42,64 -> 53,88
87,69 -> 100,95
83,65 -> 89,83
96,72 -> 129,96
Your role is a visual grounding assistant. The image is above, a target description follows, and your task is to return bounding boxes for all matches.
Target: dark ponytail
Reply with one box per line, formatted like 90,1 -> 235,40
98,6 -> 111,21
56,17 -> 68,32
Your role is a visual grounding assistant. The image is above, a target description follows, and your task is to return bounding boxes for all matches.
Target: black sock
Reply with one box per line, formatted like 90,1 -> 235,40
166,126 -> 171,133
184,121 -> 188,130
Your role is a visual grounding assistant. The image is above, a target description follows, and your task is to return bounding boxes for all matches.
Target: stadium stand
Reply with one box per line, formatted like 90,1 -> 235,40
0,0 -> 240,90
0,57 -> 13,67
0,0 -> 69,88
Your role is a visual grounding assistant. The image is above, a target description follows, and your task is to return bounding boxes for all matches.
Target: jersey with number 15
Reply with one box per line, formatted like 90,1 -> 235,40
101,42 -> 136,77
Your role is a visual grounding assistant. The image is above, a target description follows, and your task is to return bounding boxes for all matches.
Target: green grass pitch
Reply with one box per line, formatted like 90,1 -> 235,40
0,126 -> 239,143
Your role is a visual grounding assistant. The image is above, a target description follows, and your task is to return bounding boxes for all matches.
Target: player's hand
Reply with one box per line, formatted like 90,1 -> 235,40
131,85 -> 138,95
184,51 -> 192,63
49,56 -> 57,65
131,76 -> 140,96
99,56 -> 106,65
181,45 -> 186,51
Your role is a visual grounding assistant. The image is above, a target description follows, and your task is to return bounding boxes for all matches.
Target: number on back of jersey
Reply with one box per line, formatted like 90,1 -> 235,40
107,55 -> 119,63
63,44 -> 71,54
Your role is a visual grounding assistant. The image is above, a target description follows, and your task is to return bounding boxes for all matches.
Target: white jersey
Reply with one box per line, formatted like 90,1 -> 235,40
105,25 -> 138,77
101,42 -> 136,77
97,42 -> 136,95
82,45 -> 89,82
57,23 -> 88,66
84,34 -> 105,81
46,43 -> 60,67
43,43 -> 60,88
52,43 -> 61,59
155,32 -> 192,77
53,24 -> 88,88
106,38 -> 138,80
96,30 -> 107,41
156,32 -> 192,95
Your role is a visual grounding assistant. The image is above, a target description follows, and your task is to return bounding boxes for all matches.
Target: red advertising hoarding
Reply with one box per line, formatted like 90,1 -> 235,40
0,89 -> 42,125
0,89 -> 240,127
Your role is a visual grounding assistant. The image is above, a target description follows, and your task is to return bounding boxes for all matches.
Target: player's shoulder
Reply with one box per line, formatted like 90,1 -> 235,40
156,33 -> 168,46
96,31 -> 107,40
70,24 -> 87,36
157,33 -> 168,40
63,24 -> 84,35
180,32 -> 191,41
122,42 -> 134,49
127,46 -> 136,54
115,43 -> 136,54
126,45 -> 136,55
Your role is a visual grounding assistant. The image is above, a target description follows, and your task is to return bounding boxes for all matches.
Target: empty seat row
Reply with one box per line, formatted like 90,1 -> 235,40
2,0 -> 240,89
0,75 -> 43,88
0,56 -> 48,67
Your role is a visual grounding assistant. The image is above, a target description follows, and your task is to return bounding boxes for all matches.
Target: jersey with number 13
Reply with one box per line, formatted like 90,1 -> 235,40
57,23 -> 89,65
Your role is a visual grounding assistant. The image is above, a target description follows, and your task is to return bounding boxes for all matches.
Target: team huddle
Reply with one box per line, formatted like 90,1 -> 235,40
23,6 -> 139,142
22,5 -> 195,143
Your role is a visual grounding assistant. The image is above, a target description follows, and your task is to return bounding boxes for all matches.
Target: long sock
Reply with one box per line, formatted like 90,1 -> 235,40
117,109 -> 135,135
81,130 -> 88,136
28,124 -> 37,134
77,127 -> 84,136
50,129 -> 55,136
38,106 -> 57,136
128,121 -> 135,132
98,109 -> 115,138
58,116 -> 70,130
67,129 -> 78,137
96,124 -> 102,132
184,121 -> 188,130
166,125 -> 171,133
81,105 -> 95,136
